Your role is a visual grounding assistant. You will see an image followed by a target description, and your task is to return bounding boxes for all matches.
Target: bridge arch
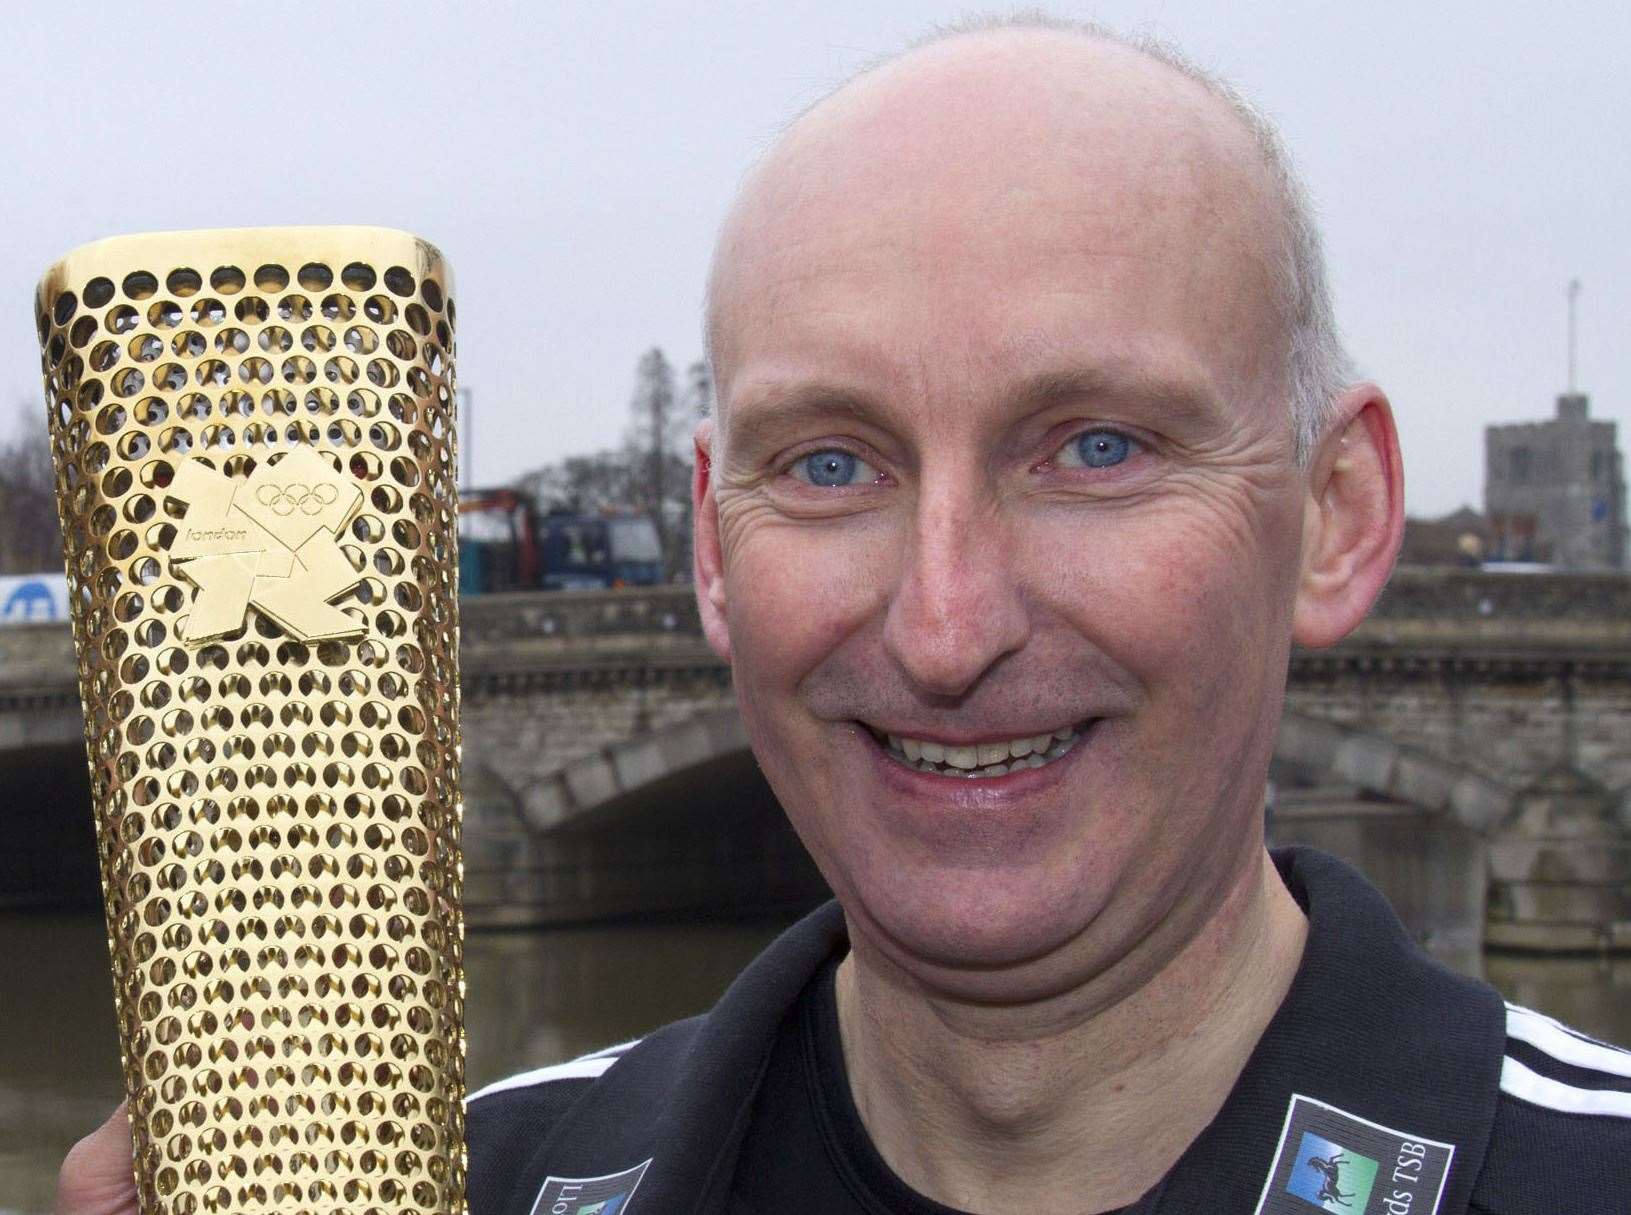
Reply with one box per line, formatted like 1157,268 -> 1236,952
511,706 -> 753,835
482,704 -> 1530,940
1275,709 -> 1518,832
508,704 -> 1521,836
464,707 -> 828,924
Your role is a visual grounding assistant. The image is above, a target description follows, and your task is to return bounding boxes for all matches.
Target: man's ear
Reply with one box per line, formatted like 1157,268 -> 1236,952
692,418 -> 732,663
1292,384 -> 1405,649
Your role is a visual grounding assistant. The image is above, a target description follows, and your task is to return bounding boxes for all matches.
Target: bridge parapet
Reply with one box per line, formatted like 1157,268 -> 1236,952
0,621 -> 80,730
1345,569 -> 1631,657
0,619 -> 78,685
1366,568 -> 1631,621
457,568 -> 1631,642
462,585 -> 702,647
7,570 -> 1631,764
5,569 -> 1630,693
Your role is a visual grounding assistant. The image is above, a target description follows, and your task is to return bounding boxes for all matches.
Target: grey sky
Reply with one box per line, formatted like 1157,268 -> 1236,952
5,0 -> 1626,517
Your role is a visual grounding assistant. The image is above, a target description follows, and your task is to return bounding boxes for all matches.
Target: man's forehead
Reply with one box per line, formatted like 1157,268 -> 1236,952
708,28 -> 1286,402
772,30 -> 1256,194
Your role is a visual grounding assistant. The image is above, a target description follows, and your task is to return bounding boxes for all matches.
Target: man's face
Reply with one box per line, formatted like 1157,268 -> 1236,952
703,38 -> 1312,994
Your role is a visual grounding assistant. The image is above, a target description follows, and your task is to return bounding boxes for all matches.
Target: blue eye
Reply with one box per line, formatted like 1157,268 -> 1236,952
1060,429 -> 1134,469
793,449 -> 876,487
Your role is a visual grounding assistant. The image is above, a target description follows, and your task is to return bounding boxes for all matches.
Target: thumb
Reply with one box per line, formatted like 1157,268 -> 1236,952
55,1101 -> 138,1215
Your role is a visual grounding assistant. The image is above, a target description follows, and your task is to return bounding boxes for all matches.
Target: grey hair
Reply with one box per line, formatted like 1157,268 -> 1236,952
706,11 -> 1354,463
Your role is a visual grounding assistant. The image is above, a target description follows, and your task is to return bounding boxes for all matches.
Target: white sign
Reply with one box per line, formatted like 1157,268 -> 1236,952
0,573 -> 70,625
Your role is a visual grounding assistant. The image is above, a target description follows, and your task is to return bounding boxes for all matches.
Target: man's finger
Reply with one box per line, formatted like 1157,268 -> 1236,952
55,1101 -> 137,1215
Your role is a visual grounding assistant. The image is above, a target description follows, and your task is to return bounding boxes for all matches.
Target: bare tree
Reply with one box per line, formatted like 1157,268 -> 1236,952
624,349 -> 696,579
516,449 -> 634,515
0,403 -> 63,575
513,349 -> 711,582
668,360 -> 714,577
684,359 -> 714,419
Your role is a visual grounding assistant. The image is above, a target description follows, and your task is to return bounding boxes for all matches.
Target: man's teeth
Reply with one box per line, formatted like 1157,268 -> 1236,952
883,726 -> 1084,777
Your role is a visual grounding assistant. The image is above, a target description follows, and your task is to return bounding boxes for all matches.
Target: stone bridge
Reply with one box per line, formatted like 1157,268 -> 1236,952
4,570 -> 1630,950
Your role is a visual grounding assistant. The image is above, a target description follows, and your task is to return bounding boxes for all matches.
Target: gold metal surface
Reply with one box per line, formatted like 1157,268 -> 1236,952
35,227 -> 465,1213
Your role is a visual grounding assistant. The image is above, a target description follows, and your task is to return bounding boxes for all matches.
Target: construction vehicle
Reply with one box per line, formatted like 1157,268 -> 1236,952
457,488 -> 665,595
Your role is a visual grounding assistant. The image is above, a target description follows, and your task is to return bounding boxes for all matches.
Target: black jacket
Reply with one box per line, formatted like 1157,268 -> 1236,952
468,848 -> 1631,1214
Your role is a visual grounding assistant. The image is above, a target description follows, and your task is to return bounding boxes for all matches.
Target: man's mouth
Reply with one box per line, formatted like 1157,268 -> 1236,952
863,722 -> 1093,779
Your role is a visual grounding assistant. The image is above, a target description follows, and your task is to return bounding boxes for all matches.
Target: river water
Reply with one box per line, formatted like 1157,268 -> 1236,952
3,910 -> 1628,1213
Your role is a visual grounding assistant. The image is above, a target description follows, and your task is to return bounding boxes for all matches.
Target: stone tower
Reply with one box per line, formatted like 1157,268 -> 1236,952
1484,392 -> 1628,569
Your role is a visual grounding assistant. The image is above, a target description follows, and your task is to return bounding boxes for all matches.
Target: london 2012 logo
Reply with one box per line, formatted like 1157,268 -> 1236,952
167,447 -> 366,645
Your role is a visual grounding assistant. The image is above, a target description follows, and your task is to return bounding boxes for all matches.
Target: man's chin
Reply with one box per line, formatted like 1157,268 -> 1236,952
837,861 -> 1118,984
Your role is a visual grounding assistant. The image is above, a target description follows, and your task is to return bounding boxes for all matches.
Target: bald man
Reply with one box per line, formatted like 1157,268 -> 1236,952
56,17 -> 1630,1215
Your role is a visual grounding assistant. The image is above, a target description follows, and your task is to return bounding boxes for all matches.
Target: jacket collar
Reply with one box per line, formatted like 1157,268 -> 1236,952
522,849 -> 1505,1215
517,899 -> 847,1213
1149,848 -> 1506,1215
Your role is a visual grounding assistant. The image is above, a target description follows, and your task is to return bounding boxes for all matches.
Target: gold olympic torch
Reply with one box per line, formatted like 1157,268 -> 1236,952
35,228 -> 466,1213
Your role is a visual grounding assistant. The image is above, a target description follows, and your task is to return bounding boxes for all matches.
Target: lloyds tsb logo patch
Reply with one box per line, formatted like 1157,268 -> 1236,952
529,1160 -> 651,1215
1253,1096 -> 1454,1215
1285,1132 -> 1378,1210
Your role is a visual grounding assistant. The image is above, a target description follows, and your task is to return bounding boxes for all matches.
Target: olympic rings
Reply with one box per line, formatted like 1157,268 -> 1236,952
254,481 -> 340,516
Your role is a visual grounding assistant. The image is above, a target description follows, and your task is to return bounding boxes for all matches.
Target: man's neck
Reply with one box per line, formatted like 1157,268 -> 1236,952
833,848 -> 1308,1215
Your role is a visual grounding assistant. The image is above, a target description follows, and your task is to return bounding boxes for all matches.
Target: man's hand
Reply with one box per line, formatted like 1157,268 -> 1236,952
55,1102 -> 137,1215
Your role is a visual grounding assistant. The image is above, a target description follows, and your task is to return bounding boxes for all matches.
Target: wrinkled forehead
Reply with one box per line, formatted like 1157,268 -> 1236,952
707,30 -> 1290,423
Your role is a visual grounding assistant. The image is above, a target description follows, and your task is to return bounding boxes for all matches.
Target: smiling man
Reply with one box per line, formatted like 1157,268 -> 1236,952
56,16 -> 1630,1215
456,20 -> 1628,1215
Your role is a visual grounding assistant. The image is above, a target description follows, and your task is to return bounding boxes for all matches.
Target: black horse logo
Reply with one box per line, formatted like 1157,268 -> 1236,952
1306,1151 -> 1356,1208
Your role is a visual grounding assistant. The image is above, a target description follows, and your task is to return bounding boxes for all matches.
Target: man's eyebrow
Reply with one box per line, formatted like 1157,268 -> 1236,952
1009,367 -> 1227,431
724,383 -> 882,457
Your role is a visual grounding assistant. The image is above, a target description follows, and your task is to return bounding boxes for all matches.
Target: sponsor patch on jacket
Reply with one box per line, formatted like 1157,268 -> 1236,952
1253,1095 -> 1453,1215
529,1159 -> 651,1215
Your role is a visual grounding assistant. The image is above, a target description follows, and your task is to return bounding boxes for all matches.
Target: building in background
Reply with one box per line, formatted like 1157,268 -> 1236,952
1484,392 -> 1627,569
1398,506 -> 1491,567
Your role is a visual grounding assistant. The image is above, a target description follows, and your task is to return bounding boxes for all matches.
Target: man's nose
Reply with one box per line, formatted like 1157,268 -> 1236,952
881,493 -> 1030,699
